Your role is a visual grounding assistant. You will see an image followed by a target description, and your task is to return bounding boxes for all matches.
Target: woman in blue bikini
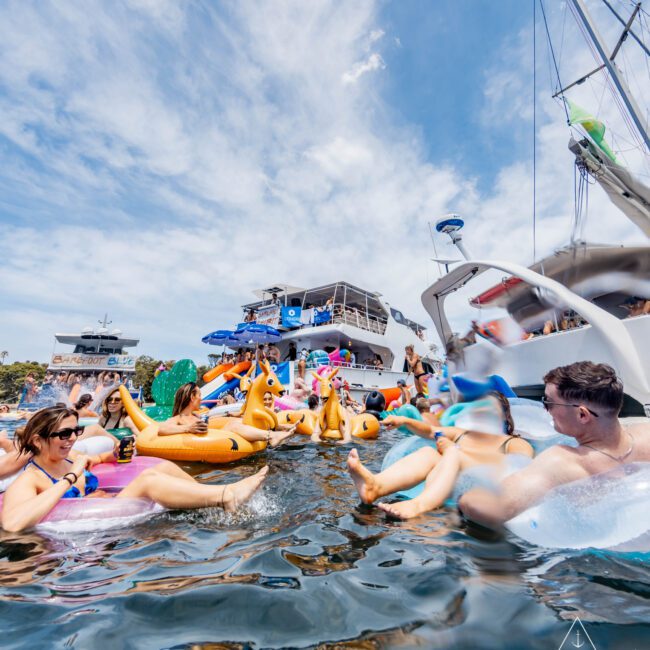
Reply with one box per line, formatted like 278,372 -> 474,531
1,406 -> 267,532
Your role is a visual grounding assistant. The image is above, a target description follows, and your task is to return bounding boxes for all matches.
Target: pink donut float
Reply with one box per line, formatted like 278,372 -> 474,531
274,395 -> 307,411
0,456 -> 164,525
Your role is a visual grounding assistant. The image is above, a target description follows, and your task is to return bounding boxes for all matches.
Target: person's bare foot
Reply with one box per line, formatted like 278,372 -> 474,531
377,499 -> 426,520
347,448 -> 381,504
269,427 -> 296,447
222,466 -> 269,512
436,435 -> 455,453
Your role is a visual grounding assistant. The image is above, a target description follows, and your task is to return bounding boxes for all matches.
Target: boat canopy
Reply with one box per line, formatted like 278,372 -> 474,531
466,243 -> 650,326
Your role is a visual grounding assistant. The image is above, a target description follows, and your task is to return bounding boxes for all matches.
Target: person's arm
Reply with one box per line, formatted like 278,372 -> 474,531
0,450 -> 29,479
2,455 -> 91,532
458,447 -> 574,528
382,415 -> 438,438
157,416 -> 207,436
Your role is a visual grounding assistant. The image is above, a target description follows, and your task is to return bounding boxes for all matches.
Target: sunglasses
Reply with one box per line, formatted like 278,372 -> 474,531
541,395 -> 599,418
48,425 -> 86,440
107,397 -> 122,404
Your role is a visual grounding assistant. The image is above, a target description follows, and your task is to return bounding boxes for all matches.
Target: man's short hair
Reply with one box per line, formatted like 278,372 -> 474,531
415,397 -> 430,413
543,361 -> 624,416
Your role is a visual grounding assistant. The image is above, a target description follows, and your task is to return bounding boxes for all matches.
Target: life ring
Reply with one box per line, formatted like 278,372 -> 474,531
0,456 -> 164,528
507,462 -> 650,550
135,423 -> 266,464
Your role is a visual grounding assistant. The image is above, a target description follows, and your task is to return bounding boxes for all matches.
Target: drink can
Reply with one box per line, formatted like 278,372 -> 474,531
117,435 -> 135,463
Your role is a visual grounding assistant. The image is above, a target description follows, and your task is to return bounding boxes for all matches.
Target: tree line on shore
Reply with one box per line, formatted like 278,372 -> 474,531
0,357 -> 210,403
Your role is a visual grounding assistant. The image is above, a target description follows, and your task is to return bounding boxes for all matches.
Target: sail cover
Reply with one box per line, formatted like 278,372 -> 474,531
569,136 -> 650,238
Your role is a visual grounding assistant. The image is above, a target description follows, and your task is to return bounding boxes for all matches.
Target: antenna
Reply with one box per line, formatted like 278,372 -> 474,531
435,214 -> 472,260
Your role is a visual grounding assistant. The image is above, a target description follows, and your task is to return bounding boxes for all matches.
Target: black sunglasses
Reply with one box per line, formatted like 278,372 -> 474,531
48,426 -> 86,440
541,395 -> 599,418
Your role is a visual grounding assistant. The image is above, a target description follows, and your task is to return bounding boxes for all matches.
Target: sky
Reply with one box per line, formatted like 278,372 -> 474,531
0,0 -> 648,365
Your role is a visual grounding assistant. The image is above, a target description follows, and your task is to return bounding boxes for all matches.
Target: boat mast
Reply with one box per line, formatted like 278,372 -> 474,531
568,0 -> 650,151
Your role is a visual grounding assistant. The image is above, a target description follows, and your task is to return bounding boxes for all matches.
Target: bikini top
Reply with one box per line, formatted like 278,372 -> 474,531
453,430 -> 517,454
26,458 -> 99,499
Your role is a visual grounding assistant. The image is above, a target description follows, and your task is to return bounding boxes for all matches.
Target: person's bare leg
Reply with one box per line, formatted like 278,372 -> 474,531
222,420 -> 269,442
347,446 -> 440,504
378,441 -> 461,519
118,466 -> 268,512
269,426 -> 297,447
147,459 -> 198,483
79,424 -> 119,445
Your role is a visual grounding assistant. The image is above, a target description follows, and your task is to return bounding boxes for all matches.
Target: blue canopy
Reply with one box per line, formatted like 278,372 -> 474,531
201,329 -> 240,347
233,323 -> 282,345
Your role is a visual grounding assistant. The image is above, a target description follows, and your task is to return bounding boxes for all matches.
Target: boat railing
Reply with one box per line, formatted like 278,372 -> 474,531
330,304 -> 388,335
241,302 -> 388,335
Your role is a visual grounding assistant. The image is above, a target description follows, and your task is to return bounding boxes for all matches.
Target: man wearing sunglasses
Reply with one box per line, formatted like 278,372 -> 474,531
459,361 -> 650,529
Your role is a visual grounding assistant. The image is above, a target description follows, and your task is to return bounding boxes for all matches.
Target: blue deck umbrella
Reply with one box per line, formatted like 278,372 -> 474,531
232,323 -> 281,346
201,330 -> 241,367
232,323 -> 282,372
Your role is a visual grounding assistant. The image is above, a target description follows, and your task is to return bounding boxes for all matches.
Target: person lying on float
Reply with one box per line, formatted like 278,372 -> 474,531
159,382 -> 295,447
1,406 -> 267,532
458,361 -> 650,529
347,392 -> 534,519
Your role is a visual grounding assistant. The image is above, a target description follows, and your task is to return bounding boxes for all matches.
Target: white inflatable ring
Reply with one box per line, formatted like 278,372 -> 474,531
507,462 -> 650,550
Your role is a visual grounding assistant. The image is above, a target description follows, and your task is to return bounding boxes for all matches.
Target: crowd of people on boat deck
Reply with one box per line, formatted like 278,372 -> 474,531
13,370 -> 133,408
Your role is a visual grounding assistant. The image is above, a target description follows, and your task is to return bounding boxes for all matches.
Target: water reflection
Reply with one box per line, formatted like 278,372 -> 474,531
0,428 -> 648,648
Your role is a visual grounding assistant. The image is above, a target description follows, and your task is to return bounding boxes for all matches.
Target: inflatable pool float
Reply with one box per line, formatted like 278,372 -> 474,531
275,395 -> 306,411
277,409 -> 319,435
450,374 -> 517,400
312,369 -> 380,440
507,462 -> 650,550
135,423 -> 266,463
118,386 -> 267,463
0,456 -> 164,527
203,362 -> 234,384
223,361 -> 252,382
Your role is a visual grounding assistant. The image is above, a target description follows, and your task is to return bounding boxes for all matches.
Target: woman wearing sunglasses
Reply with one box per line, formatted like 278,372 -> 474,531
348,392 -> 535,519
1,406 -> 268,532
99,388 -> 139,436
159,383 -> 296,447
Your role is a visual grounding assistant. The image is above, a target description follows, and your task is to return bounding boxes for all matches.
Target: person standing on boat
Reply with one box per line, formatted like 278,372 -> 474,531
405,345 -> 427,395
284,341 -> 297,362
458,362 -> 650,528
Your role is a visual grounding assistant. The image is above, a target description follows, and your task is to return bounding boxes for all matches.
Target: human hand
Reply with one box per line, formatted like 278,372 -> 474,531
70,454 -> 91,476
189,420 -> 209,434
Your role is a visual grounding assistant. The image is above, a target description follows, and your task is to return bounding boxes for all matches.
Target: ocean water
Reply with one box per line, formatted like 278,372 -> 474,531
0,423 -> 649,649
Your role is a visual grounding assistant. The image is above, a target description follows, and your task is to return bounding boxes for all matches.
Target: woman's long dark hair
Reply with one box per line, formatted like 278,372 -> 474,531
490,391 -> 516,436
16,406 -> 78,456
99,388 -> 125,428
172,382 -> 199,417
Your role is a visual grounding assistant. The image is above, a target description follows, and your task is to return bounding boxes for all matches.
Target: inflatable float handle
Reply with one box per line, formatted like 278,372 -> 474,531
118,385 -> 157,432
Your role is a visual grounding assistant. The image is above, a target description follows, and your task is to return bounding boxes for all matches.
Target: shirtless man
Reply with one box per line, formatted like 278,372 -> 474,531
459,361 -> 650,528
405,345 -> 427,395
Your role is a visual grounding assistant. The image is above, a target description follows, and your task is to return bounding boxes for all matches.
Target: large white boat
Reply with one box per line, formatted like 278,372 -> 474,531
239,281 -> 439,396
48,315 -> 139,376
421,0 -> 650,416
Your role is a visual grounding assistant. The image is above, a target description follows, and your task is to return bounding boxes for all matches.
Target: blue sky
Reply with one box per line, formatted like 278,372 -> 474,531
0,0 -> 647,364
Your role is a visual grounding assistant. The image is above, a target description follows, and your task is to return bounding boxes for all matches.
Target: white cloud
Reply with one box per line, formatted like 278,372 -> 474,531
341,52 -> 386,85
0,0 -> 647,366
